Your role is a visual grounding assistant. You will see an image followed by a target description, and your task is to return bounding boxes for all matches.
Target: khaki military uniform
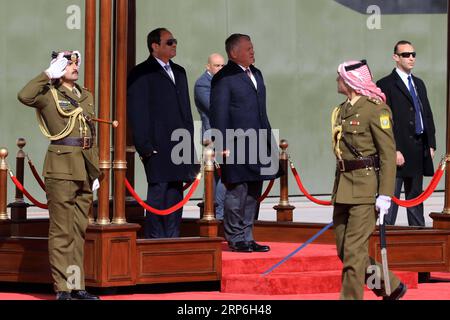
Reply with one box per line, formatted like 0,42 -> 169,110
18,72 -> 100,292
331,95 -> 400,300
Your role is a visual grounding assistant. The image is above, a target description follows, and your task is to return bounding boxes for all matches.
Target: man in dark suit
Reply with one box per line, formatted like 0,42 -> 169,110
194,53 -> 225,141
127,28 -> 199,238
377,40 -> 436,226
194,53 -> 226,220
210,34 -> 280,252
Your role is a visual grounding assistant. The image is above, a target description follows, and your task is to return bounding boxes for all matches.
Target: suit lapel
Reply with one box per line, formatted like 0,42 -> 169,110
149,56 -> 176,85
392,70 -> 414,105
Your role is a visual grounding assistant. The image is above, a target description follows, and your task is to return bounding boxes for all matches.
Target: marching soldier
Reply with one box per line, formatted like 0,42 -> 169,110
331,60 -> 407,300
18,50 -> 100,300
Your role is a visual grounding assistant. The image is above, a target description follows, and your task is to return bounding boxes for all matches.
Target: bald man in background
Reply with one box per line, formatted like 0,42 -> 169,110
194,53 -> 226,220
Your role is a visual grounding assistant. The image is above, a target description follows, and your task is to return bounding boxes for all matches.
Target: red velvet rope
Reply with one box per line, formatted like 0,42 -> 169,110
290,159 -> 445,208
125,176 -> 201,216
9,173 -> 48,209
258,180 -> 275,203
290,164 -> 333,206
27,158 -> 46,191
391,165 -> 444,207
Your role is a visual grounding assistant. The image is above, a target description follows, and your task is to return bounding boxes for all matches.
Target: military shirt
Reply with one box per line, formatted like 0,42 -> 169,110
332,95 -> 396,204
18,72 -> 100,182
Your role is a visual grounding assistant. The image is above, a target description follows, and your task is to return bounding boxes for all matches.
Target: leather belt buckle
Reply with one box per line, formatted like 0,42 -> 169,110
338,159 -> 345,172
83,137 -> 92,149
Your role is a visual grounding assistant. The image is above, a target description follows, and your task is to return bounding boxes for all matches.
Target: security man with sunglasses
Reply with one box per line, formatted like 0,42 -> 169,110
377,41 -> 436,227
18,50 -> 100,300
127,28 -> 199,239
332,60 -> 406,300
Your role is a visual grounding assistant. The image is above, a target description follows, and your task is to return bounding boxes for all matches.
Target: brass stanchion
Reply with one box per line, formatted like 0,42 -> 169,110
0,148 -> 9,220
8,138 -> 30,221
273,139 -> 295,222
198,145 -> 219,237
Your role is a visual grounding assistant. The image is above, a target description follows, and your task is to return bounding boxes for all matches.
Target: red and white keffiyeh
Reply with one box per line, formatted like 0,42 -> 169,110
338,60 -> 386,103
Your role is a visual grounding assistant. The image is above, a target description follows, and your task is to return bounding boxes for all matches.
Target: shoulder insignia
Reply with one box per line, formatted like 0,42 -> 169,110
368,97 -> 381,105
380,112 -> 391,130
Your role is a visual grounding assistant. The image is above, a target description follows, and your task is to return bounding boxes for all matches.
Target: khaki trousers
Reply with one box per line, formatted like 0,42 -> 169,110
46,178 -> 92,292
333,203 -> 401,300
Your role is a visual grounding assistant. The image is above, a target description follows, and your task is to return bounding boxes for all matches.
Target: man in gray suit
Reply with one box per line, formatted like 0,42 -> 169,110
194,53 -> 226,220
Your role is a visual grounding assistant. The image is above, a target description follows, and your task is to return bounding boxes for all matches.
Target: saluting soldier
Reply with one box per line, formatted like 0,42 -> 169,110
331,60 -> 407,300
18,50 -> 100,300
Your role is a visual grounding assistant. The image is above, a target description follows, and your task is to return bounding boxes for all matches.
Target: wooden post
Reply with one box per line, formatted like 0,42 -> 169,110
430,0 -> 450,229
84,0 -> 96,94
126,0 -> 136,190
198,146 -> 219,237
9,138 -> 29,221
124,0 -> 144,222
0,148 -> 9,221
112,0 -> 128,225
85,0 -> 97,224
273,139 -> 295,222
96,0 -> 112,226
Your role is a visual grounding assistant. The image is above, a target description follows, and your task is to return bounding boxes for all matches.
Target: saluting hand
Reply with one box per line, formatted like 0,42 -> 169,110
45,52 -> 68,80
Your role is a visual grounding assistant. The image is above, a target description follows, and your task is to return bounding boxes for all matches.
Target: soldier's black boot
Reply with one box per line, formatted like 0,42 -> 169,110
383,282 -> 407,300
56,291 -> 72,300
71,290 -> 100,300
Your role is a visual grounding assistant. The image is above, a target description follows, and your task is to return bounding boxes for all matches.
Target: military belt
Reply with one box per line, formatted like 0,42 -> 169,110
51,136 -> 93,149
337,155 -> 380,172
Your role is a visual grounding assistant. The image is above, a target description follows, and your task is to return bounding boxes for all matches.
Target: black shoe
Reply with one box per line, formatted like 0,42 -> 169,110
229,241 -> 253,252
250,241 -> 270,252
56,291 -> 72,300
71,290 -> 100,300
383,282 -> 407,300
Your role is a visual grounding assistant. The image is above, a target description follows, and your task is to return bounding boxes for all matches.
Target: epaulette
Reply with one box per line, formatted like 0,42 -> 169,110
367,97 -> 381,105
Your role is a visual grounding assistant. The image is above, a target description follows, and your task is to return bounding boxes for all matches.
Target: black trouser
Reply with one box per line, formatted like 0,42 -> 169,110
145,181 -> 183,238
223,181 -> 263,244
386,175 -> 424,226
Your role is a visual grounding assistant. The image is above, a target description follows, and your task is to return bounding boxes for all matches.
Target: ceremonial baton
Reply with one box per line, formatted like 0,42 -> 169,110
91,117 -> 119,128
379,209 -> 391,296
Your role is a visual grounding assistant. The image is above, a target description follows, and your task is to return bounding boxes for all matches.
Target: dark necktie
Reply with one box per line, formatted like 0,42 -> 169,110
407,75 -> 424,135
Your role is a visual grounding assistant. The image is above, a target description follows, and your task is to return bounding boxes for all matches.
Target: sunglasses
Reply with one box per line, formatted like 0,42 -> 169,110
165,39 -> 178,46
397,52 -> 416,58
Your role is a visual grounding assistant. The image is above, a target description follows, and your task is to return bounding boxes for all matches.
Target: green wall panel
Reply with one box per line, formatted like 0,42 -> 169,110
0,0 -> 447,204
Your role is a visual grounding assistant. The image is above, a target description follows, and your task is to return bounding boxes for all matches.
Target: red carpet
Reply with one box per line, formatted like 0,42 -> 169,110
221,242 -> 417,295
2,242 -> 450,300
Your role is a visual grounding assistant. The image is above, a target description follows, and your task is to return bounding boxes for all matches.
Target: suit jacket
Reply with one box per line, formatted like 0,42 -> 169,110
377,70 -> 436,177
194,71 -> 213,137
18,72 -> 100,182
127,56 -> 199,183
210,61 -> 280,184
332,96 -> 396,204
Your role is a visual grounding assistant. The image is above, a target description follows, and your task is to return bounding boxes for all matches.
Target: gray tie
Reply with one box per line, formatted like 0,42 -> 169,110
164,64 -> 175,83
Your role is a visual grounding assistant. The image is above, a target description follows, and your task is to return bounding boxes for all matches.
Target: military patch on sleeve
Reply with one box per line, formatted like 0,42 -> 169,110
380,114 -> 391,129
